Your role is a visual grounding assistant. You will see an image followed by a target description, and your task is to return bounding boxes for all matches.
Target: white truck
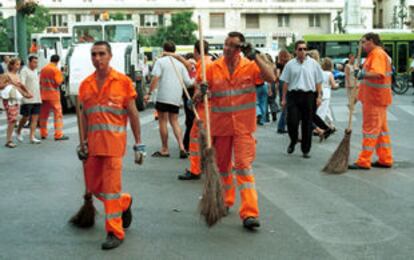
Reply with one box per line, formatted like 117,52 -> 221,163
31,33 -> 72,70
64,21 -> 145,111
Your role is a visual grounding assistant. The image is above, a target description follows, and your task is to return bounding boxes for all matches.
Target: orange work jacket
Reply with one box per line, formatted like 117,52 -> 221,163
30,43 -> 38,53
203,56 -> 261,136
79,68 -> 136,157
40,63 -> 64,101
358,47 -> 392,106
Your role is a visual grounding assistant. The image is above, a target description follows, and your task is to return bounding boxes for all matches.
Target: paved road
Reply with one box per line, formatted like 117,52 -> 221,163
1,89 -> 414,259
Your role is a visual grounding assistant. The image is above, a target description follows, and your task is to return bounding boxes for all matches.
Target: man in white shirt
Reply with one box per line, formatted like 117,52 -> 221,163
280,40 -> 323,158
144,41 -> 193,159
16,56 -> 42,144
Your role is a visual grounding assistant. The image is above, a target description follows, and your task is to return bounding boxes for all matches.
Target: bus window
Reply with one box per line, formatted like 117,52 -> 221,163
409,41 -> 414,59
40,37 -> 60,49
62,37 -> 72,49
397,43 -> 408,73
326,42 -> 352,59
105,25 -> 134,43
74,26 -> 102,43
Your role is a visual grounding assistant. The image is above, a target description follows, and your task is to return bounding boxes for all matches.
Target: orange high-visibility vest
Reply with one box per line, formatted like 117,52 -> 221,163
204,56 -> 261,136
79,69 -> 136,157
39,63 -> 64,101
358,47 -> 393,106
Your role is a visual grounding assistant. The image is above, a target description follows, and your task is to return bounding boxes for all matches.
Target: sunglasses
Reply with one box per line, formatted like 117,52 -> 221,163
297,47 -> 307,51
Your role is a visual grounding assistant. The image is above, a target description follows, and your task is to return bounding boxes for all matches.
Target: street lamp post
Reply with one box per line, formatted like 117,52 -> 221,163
398,0 -> 408,29
16,0 -> 28,61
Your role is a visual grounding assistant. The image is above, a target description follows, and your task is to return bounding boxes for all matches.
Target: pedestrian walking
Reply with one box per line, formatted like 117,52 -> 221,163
78,41 -> 145,250
200,32 -> 275,229
349,33 -> 393,170
280,40 -> 324,158
182,53 -> 197,152
276,50 -> 291,134
265,54 -> 278,122
1,55 -> 10,74
39,55 -> 69,141
345,52 -> 357,109
16,56 -> 42,144
144,41 -> 193,159
1,58 -> 32,148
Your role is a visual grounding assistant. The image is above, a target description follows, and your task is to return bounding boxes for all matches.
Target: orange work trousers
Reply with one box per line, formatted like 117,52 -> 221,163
188,107 -> 205,175
39,99 -> 64,139
84,156 -> 131,240
356,104 -> 393,168
213,134 -> 259,220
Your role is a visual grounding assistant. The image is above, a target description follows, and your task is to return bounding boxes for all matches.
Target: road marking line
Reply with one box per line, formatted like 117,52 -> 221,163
399,105 -> 414,116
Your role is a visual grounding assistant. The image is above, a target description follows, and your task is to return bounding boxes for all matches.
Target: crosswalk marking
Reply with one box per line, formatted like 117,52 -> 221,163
331,106 -> 356,122
399,105 -> 414,116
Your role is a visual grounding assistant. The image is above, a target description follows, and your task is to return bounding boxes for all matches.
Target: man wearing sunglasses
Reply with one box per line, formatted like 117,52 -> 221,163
280,40 -> 324,158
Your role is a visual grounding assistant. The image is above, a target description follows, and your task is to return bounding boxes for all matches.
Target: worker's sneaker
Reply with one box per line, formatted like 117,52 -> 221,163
372,161 -> 392,169
122,198 -> 133,229
101,232 -> 123,250
243,217 -> 260,230
178,169 -> 200,180
30,137 -> 41,144
348,164 -> 370,170
55,135 -> 69,141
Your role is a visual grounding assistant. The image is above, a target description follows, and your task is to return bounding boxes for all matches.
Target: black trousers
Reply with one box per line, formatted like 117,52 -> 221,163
183,88 -> 195,151
286,90 -> 317,154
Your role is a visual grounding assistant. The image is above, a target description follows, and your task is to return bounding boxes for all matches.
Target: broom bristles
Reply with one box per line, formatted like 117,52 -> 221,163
199,148 -> 226,227
323,129 -> 352,174
69,193 -> 96,228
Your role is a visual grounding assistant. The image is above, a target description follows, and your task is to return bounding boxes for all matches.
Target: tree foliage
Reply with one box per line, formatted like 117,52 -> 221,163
110,12 -> 126,21
26,5 -> 50,45
149,11 -> 197,46
0,16 -> 13,52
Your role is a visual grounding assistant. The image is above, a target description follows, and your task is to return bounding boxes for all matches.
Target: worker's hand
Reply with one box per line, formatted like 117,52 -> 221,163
240,42 -> 259,61
133,144 -> 146,165
354,69 -> 366,80
76,143 -> 88,161
200,83 -> 208,96
186,99 -> 194,110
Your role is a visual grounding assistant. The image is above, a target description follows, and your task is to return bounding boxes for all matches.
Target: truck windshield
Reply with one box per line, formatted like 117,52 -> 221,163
62,37 -> 72,49
105,25 -> 134,43
74,26 -> 102,43
40,37 -> 60,49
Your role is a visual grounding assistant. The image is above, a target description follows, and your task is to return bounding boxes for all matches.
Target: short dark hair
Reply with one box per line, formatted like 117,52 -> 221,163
28,56 -> 38,63
227,31 -> 245,43
194,40 -> 209,55
32,39 -> 37,42
93,41 -> 112,55
163,41 -> 176,53
295,40 -> 306,50
362,32 -> 382,46
185,52 -> 194,60
51,55 -> 60,63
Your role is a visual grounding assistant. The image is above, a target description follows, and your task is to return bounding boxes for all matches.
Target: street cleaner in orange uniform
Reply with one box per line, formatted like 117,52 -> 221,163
349,33 -> 393,170
78,41 -> 146,250
199,32 -> 275,229
39,54 -> 69,140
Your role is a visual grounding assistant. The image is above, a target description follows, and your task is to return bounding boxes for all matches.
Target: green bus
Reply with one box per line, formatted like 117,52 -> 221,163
304,33 -> 414,73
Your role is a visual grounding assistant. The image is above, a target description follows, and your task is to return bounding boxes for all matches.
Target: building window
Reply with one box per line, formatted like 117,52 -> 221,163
140,14 -> 160,27
309,14 -> 321,27
210,13 -> 225,29
277,14 -> 290,27
76,14 -> 81,22
50,14 -> 68,27
246,14 -> 259,29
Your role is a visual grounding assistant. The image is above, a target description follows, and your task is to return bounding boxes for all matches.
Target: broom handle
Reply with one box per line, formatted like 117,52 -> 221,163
347,41 -> 363,130
198,15 -> 212,148
168,57 -> 200,120
75,96 -> 89,194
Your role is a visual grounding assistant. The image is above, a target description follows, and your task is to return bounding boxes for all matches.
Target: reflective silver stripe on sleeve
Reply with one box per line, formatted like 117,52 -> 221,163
211,86 -> 256,98
234,168 -> 254,176
85,105 -> 127,116
363,133 -> 378,139
362,146 -> 375,151
379,132 -> 390,137
238,182 -> 256,191
88,124 -> 126,133
376,143 -> 392,149
362,80 -> 391,89
97,193 -> 121,200
105,212 -> 122,220
211,102 -> 256,113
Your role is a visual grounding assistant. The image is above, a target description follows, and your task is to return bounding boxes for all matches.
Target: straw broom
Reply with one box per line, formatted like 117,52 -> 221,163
197,16 -> 226,227
322,41 -> 362,174
69,96 -> 96,228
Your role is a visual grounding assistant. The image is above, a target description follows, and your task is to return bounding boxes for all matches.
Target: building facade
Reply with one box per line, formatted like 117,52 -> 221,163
1,0 -> 375,49
374,0 -> 414,29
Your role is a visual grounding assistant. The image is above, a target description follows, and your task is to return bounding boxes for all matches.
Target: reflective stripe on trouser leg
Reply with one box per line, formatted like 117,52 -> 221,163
376,113 -> 393,166
39,101 -> 51,138
233,134 -> 259,220
84,156 -> 128,240
356,104 -> 388,168
213,136 -> 235,208
51,100 -> 64,139
189,121 -> 201,175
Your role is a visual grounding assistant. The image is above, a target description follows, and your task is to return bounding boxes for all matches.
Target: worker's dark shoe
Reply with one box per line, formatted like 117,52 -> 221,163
41,136 -> 47,140
372,161 -> 392,169
223,207 -> 230,217
178,169 -> 200,180
179,150 -> 188,159
122,198 -> 133,229
55,135 -> 69,141
277,129 -> 287,134
348,164 -> 370,170
243,217 -> 261,230
287,143 -> 295,154
303,153 -> 311,159
101,233 -> 123,250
